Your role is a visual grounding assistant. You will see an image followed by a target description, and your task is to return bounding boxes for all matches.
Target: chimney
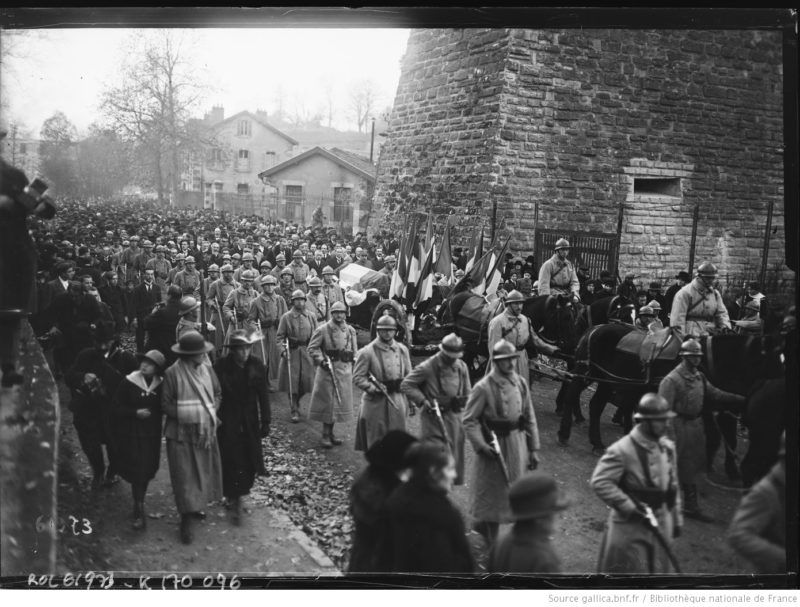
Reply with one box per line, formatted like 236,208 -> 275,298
256,108 -> 268,121
207,105 -> 224,124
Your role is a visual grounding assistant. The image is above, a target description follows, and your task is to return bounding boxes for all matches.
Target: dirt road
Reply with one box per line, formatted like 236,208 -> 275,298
53,330 -> 754,578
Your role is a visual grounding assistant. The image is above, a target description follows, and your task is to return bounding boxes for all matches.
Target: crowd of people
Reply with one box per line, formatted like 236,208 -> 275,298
21,196 -> 788,575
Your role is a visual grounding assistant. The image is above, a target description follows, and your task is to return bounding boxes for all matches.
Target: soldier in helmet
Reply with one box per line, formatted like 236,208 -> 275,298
670,261 -> 731,337
234,252 -> 256,283
278,266 -> 296,307
277,289 -> 318,422
306,276 -> 329,322
591,393 -> 682,574
353,314 -> 413,451
248,273 -> 287,391
270,253 -> 287,280
321,265 -> 345,309
207,264 -> 239,355
173,255 -> 202,298
634,305 -> 657,332
463,339 -> 541,546
290,249 -> 310,293
308,301 -> 358,447
401,333 -> 472,485
487,290 -> 559,382
647,300 -> 665,332
658,338 -> 745,522
222,269 -> 258,352
537,238 -> 580,302
258,259 -> 273,279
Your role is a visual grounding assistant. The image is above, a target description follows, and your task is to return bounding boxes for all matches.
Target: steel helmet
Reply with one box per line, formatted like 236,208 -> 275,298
260,260 -> 272,269
184,256 -> 196,264
208,263 -> 220,273
276,253 -> 286,262
376,315 -> 398,330
178,297 -> 200,316
647,300 -> 662,311
322,266 -> 335,275
633,393 -> 676,420
291,289 -> 307,301
293,249 -> 303,258
220,264 -> 234,273
261,274 -> 277,286
241,269 -> 258,281
331,301 -> 347,313
491,339 -> 520,360
242,252 -> 255,262
638,305 -> 655,317
554,238 -> 571,250
307,277 -> 323,288
505,290 -> 525,304
697,261 -> 718,277
678,338 -> 703,357
280,267 -> 294,277
439,333 -> 465,358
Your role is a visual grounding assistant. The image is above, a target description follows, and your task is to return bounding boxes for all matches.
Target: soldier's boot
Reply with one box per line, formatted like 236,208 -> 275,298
682,484 -> 714,523
132,500 -> 146,531
230,497 -> 242,526
180,514 -> 194,544
329,423 -> 343,446
321,424 -> 333,449
290,397 -> 300,423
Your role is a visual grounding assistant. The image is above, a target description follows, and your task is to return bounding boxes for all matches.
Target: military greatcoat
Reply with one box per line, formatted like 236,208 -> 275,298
248,293 -> 288,391
276,308 -> 317,397
307,319 -> 358,423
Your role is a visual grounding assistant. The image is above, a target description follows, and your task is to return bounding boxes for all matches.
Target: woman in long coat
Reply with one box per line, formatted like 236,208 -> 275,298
382,441 -> 475,573
307,301 -> 357,447
213,330 -> 270,525
348,431 -> 418,573
162,330 -> 223,545
111,349 -> 165,530
247,274 -> 287,391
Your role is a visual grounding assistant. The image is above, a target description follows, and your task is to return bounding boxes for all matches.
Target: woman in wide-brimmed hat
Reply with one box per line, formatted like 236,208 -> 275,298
161,330 -> 223,544
111,349 -> 167,531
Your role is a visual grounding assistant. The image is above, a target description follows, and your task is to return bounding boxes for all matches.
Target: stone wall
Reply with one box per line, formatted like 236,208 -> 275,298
371,28 -> 792,298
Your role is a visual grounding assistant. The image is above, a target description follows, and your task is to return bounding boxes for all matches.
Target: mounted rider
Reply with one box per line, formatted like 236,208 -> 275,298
537,238 -> 580,303
669,261 -> 731,337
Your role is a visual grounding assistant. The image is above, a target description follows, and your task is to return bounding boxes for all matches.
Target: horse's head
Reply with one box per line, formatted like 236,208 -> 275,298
548,294 -> 579,354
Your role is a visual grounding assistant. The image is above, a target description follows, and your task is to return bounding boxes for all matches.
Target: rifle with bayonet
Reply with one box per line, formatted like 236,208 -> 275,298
430,398 -> 453,456
628,493 -> 682,573
323,352 -> 343,410
367,371 -> 400,411
481,420 -> 511,487
284,337 -> 294,405
199,269 -> 209,341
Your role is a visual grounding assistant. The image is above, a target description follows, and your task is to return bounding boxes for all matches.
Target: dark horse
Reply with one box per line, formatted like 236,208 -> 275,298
559,324 -> 783,478
575,294 -> 635,337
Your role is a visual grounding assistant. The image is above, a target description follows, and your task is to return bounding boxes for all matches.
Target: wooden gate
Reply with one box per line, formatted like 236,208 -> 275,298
534,229 -> 619,279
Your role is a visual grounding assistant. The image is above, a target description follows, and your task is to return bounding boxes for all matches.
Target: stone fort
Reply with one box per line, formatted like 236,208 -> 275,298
369,28 -> 792,297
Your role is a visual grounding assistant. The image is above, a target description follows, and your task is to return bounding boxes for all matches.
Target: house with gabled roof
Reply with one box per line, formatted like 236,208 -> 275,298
257,146 -> 377,236
179,106 -> 299,212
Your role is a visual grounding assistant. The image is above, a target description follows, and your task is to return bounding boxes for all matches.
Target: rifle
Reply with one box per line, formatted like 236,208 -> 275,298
323,352 -> 344,410
481,421 -> 511,487
430,398 -> 453,456
284,337 -> 294,404
367,371 -> 400,411
628,494 -> 682,574
199,269 -> 209,341
256,319 -> 268,361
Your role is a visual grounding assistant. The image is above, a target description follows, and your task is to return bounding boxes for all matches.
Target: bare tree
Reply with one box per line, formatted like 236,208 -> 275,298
322,78 -> 335,128
348,79 -> 378,133
101,31 -> 205,205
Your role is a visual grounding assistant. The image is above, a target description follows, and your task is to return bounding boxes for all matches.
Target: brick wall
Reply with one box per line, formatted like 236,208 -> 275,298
371,28 -> 793,300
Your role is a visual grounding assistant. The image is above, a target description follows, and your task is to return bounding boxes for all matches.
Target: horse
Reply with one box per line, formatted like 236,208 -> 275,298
558,325 -> 784,479
575,294 -> 635,336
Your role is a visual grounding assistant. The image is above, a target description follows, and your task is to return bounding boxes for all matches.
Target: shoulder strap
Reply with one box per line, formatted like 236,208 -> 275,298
629,437 -> 656,488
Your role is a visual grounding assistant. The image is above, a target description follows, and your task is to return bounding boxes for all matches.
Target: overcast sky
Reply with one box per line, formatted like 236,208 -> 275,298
1,28 -> 410,137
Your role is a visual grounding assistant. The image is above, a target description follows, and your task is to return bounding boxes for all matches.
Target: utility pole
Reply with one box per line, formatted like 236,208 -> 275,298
370,117 -> 376,163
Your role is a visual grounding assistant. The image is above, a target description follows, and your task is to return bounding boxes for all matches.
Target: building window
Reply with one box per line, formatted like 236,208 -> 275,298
263,151 -> 277,170
285,185 -> 303,221
236,149 -> 250,172
237,183 -> 250,195
333,187 -> 353,223
633,177 -> 681,197
237,120 -> 251,136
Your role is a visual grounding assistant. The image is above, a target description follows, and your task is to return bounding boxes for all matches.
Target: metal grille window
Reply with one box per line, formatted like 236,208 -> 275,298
237,183 -> 250,195
285,185 -> 303,221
